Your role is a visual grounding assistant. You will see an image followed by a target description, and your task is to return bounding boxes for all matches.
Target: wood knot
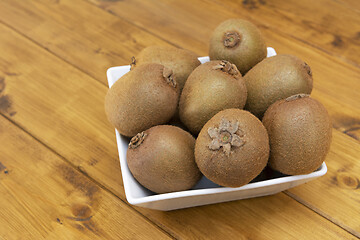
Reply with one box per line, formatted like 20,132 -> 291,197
0,77 -> 5,93
242,0 -> 261,9
0,162 -> 7,171
336,173 -> 359,190
70,204 -> 93,221
0,78 -> 16,117
331,35 -> 344,48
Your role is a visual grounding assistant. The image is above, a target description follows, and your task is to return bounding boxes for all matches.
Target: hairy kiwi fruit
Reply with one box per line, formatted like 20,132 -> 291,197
179,60 -> 247,135
127,125 -> 201,194
195,109 -> 269,187
133,45 -> 201,91
209,19 -> 267,75
244,54 -> 313,119
105,63 -> 179,137
262,94 -> 332,175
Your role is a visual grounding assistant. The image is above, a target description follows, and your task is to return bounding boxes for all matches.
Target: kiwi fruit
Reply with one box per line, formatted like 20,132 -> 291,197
179,60 -> 247,135
209,19 -> 267,75
244,54 -> 313,119
133,45 -> 201,91
262,94 -> 332,175
127,125 -> 202,194
105,63 -> 179,137
195,108 -> 269,187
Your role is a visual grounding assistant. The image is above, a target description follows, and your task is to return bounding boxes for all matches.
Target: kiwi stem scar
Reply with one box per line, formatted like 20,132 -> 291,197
208,118 -> 245,156
129,132 -> 147,149
223,31 -> 241,48
212,60 -> 240,76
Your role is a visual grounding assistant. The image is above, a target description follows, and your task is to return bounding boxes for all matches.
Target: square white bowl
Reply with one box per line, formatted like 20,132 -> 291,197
106,47 -> 327,211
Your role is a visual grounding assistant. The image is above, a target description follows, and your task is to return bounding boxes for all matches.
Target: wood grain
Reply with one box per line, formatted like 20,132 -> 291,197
0,0 -> 359,238
140,193 -> 357,240
286,130 -> 360,238
340,0 -> 360,12
0,119 -> 355,239
1,0 -> 359,142
0,0 -> 172,82
0,116 -> 170,240
0,12 -> 359,239
0,23 -> 124,197
88,0 -> 360,142
89,0 -> 360,67
206,0 -> 360,68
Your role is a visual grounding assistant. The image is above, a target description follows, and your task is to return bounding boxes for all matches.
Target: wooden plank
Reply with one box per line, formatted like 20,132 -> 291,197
0,23 -> 124,197
140,193 -> 357,240
0,20 -> 358,240
0,121 -> 354,240
340,0 -> 360,12
91,0 -> 360,68
0,0 -> 359,141
208,0 -> 360,67
0,116 -> 171,239
138,130 -> 360,239
0,2 -> 359,239
286,129 -> 360,238
0,0 -> 172,82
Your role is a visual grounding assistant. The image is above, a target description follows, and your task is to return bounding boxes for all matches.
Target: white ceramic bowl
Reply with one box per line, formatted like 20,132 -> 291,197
106,47 -> 327,211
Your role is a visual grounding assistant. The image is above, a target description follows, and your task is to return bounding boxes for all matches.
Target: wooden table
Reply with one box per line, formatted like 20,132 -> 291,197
0,0 -> 359,239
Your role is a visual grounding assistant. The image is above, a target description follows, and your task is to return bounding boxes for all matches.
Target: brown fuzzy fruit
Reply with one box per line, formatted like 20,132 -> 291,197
105,63 -> 179,137
195,109 -> 269,187
127,125 -> 201,194
133,45 -> 201,91
244,54 -> 313,119
262,94 -> 332,175
179,60 -> 247,135
209,19 -> 267,75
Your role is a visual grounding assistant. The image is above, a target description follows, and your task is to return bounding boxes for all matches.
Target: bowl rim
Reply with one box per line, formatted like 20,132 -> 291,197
125,162 -> 327,204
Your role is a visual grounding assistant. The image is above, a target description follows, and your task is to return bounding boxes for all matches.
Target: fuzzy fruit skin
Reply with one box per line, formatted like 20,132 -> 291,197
179,61 -> 247,135
262,96 -> 332,175
136,46 -> 201,91
209,19 -> 267,75
127,125 -> 201,194
244,54 -> 313,119
105,63 -> 179,137
195,109 -> 269,187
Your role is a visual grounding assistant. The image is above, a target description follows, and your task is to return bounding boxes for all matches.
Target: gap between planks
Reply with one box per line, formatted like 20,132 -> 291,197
0,112 -> 178,240
284,191 -> 360,238
206,0 -> 360,70
2,109 -> 358,239
87,0 -> 360,71
0,16 -> 358,143
2,0 -> 359,144
0,15 -> 178,91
